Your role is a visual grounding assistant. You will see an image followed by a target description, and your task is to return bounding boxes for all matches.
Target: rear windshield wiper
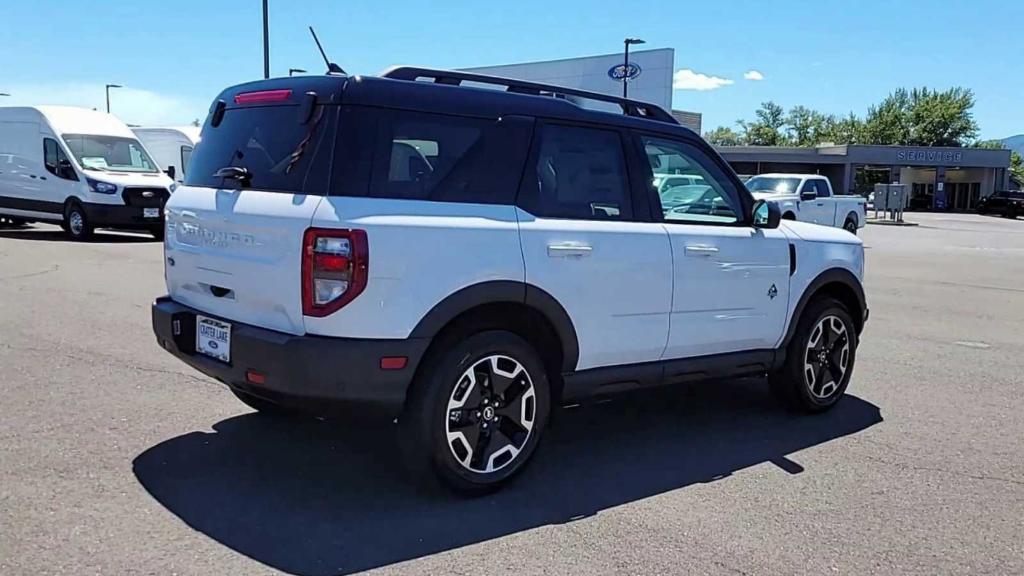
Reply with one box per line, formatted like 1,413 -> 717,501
213,166 -> 252,185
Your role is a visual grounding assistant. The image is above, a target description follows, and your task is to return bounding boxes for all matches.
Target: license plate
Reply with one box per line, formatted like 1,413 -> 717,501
144,208 -> 160,218
196,315 -> 231,363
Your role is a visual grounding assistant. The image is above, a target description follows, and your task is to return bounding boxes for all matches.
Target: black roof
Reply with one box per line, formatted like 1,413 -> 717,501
212,70 -> 698,140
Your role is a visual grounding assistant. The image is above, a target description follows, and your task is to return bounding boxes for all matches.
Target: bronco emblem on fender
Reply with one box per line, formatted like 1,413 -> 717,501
768,284 -> 778,300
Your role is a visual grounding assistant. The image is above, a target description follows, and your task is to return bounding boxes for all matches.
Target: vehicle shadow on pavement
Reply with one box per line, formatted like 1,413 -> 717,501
133,379 -> 882,576
0,228 -> 154,243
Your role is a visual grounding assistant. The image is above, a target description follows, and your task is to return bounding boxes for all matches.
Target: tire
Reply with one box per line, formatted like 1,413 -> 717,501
843,217 -> 858,235
400,330 -> 551,494
782,212 -> 796,221
63,202 -> 93,241
231,388 -> 294,417
1006,207 -> 1018,220
770,297 -> 858,413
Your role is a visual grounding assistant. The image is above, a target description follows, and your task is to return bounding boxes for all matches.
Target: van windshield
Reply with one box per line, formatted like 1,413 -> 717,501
63,134 -> 159,173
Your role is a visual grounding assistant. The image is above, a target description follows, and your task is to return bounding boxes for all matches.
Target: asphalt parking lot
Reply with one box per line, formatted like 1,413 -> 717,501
1,213 -> 1022,575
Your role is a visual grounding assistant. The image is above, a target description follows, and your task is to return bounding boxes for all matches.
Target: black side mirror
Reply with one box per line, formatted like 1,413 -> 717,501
57,159 -> 75,179
165,165 -> 176,180
752,199 -> 781,229
800,191 -> 817,201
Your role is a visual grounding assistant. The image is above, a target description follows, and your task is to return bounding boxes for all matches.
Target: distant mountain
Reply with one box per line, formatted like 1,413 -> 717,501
1002,134 -> 1024,155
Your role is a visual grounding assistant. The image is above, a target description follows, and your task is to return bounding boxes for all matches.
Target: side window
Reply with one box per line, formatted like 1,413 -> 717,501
642,135 -> 740,224
800,180 -> 817,196
353,109 -> 529,204
42,138 -> 77,181
520,124 -> 633,220
815,179 -> 831,197
180,145 -> 193,177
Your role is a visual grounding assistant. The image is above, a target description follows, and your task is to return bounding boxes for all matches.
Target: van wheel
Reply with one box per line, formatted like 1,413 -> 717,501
64,203 -> 93,241
782,212 -> 796,220
843,217 -> 858,234
400,330 -> 551,494
770,297 -> 858,413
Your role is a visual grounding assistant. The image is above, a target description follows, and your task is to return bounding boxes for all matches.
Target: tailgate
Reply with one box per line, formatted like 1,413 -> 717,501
164,186 -> 323,335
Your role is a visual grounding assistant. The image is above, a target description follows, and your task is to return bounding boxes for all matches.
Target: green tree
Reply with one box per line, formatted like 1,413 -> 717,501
703,126 -> 745,146
863,89 -> 912,145
740,101 -> 788,146
819,113 -> 865,145
785,105 -> 829,147
191,118 -> 201,127
970,139 -> 1004,149
907,87 -> 978,146
863,87 -> 978,146
1011,152 -> 1024,187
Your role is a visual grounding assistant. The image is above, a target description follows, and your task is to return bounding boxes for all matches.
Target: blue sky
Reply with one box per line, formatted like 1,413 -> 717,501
1,0 -> 1021,138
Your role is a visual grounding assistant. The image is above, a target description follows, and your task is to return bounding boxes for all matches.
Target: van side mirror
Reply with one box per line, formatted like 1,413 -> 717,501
165,165 -> 176,180
57,159 -> 76,180
752,199 -> 781,229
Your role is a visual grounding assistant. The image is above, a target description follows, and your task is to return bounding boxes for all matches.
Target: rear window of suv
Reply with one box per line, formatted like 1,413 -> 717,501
186,104 -> 336,194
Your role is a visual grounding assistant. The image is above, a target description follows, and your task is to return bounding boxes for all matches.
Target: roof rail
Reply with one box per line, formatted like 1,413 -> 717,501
380,66 -> 679,125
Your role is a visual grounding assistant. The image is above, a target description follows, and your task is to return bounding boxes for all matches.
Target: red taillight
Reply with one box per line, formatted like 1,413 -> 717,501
302,228 -> 368,317
234,89 -> 293,104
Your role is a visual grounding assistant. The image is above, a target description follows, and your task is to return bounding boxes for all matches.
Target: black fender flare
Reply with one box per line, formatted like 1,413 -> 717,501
783,268 -> 866,350
409,280 -> 580,373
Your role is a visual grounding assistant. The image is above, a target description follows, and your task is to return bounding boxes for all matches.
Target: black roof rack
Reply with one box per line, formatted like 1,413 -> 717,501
380,66 -> 679,125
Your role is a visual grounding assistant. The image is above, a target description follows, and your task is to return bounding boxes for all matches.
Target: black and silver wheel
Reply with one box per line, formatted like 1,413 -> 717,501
770,297 -> 858,413
445,354 -> 538,475
843,217 -> 858,235
64,203 -> 93,241
802,315 -> 851,400
401,330 -> 550,494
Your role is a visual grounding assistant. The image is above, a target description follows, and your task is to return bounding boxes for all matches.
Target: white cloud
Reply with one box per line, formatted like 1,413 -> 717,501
1,83 -> 206,126
672,69 -> 734,91
744,70 -> 765,81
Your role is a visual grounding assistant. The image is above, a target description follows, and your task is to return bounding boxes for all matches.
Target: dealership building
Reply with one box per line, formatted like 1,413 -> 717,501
463,49 -> 1011,211
719,145 -> 1013,210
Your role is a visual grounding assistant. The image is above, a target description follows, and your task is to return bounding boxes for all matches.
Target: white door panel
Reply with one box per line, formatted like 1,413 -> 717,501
664,224 -> 790,359
517,208 -> 672,370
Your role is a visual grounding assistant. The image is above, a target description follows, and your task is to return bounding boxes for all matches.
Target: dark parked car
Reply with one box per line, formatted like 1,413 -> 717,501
977,190 -> 1024,219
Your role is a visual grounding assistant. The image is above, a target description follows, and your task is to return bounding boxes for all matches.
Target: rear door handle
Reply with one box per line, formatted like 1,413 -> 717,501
547,243 -> 593,258
684,245 -> 719,256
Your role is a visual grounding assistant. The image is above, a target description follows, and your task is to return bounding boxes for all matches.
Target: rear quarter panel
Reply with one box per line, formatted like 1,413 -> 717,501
305,197 -> 525,339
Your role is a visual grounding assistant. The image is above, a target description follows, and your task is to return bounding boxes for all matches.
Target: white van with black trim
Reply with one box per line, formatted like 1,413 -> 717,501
0,106 -> 174,240
132,126 -> 201,185
152,69 -> 868,493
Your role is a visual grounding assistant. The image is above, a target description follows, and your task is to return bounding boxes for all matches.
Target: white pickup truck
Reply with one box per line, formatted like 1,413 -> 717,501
746,174 -> 866,234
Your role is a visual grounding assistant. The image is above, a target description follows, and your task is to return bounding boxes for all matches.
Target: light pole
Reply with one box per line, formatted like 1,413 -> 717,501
622,38 -> 645,99
288,68 -> 306,77
105,84 -> 122,114
262,0 -> 270,78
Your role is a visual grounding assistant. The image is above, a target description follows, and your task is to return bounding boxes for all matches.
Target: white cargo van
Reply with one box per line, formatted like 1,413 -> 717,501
0,106 -> 174,240
132,127 -> 201,185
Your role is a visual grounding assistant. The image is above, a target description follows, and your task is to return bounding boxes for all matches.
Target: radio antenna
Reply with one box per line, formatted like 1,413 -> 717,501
309,26 -> 346,75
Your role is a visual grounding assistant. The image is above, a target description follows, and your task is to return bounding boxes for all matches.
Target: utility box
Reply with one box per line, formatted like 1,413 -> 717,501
874,183 -> 907,221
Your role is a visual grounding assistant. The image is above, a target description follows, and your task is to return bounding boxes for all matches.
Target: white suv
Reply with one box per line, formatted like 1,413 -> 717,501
151,68 -> 868,493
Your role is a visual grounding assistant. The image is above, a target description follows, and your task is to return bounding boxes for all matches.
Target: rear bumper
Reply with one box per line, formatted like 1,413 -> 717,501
84,202 -> 163,229
151,297 -> 429,414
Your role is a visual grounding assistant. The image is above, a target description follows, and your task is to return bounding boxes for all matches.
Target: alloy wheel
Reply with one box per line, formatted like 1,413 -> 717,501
445,354 -> 537,474
803,315 -> 850,399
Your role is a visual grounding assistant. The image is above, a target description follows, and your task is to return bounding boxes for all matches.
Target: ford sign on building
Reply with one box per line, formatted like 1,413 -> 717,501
462,48 -> 700,132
